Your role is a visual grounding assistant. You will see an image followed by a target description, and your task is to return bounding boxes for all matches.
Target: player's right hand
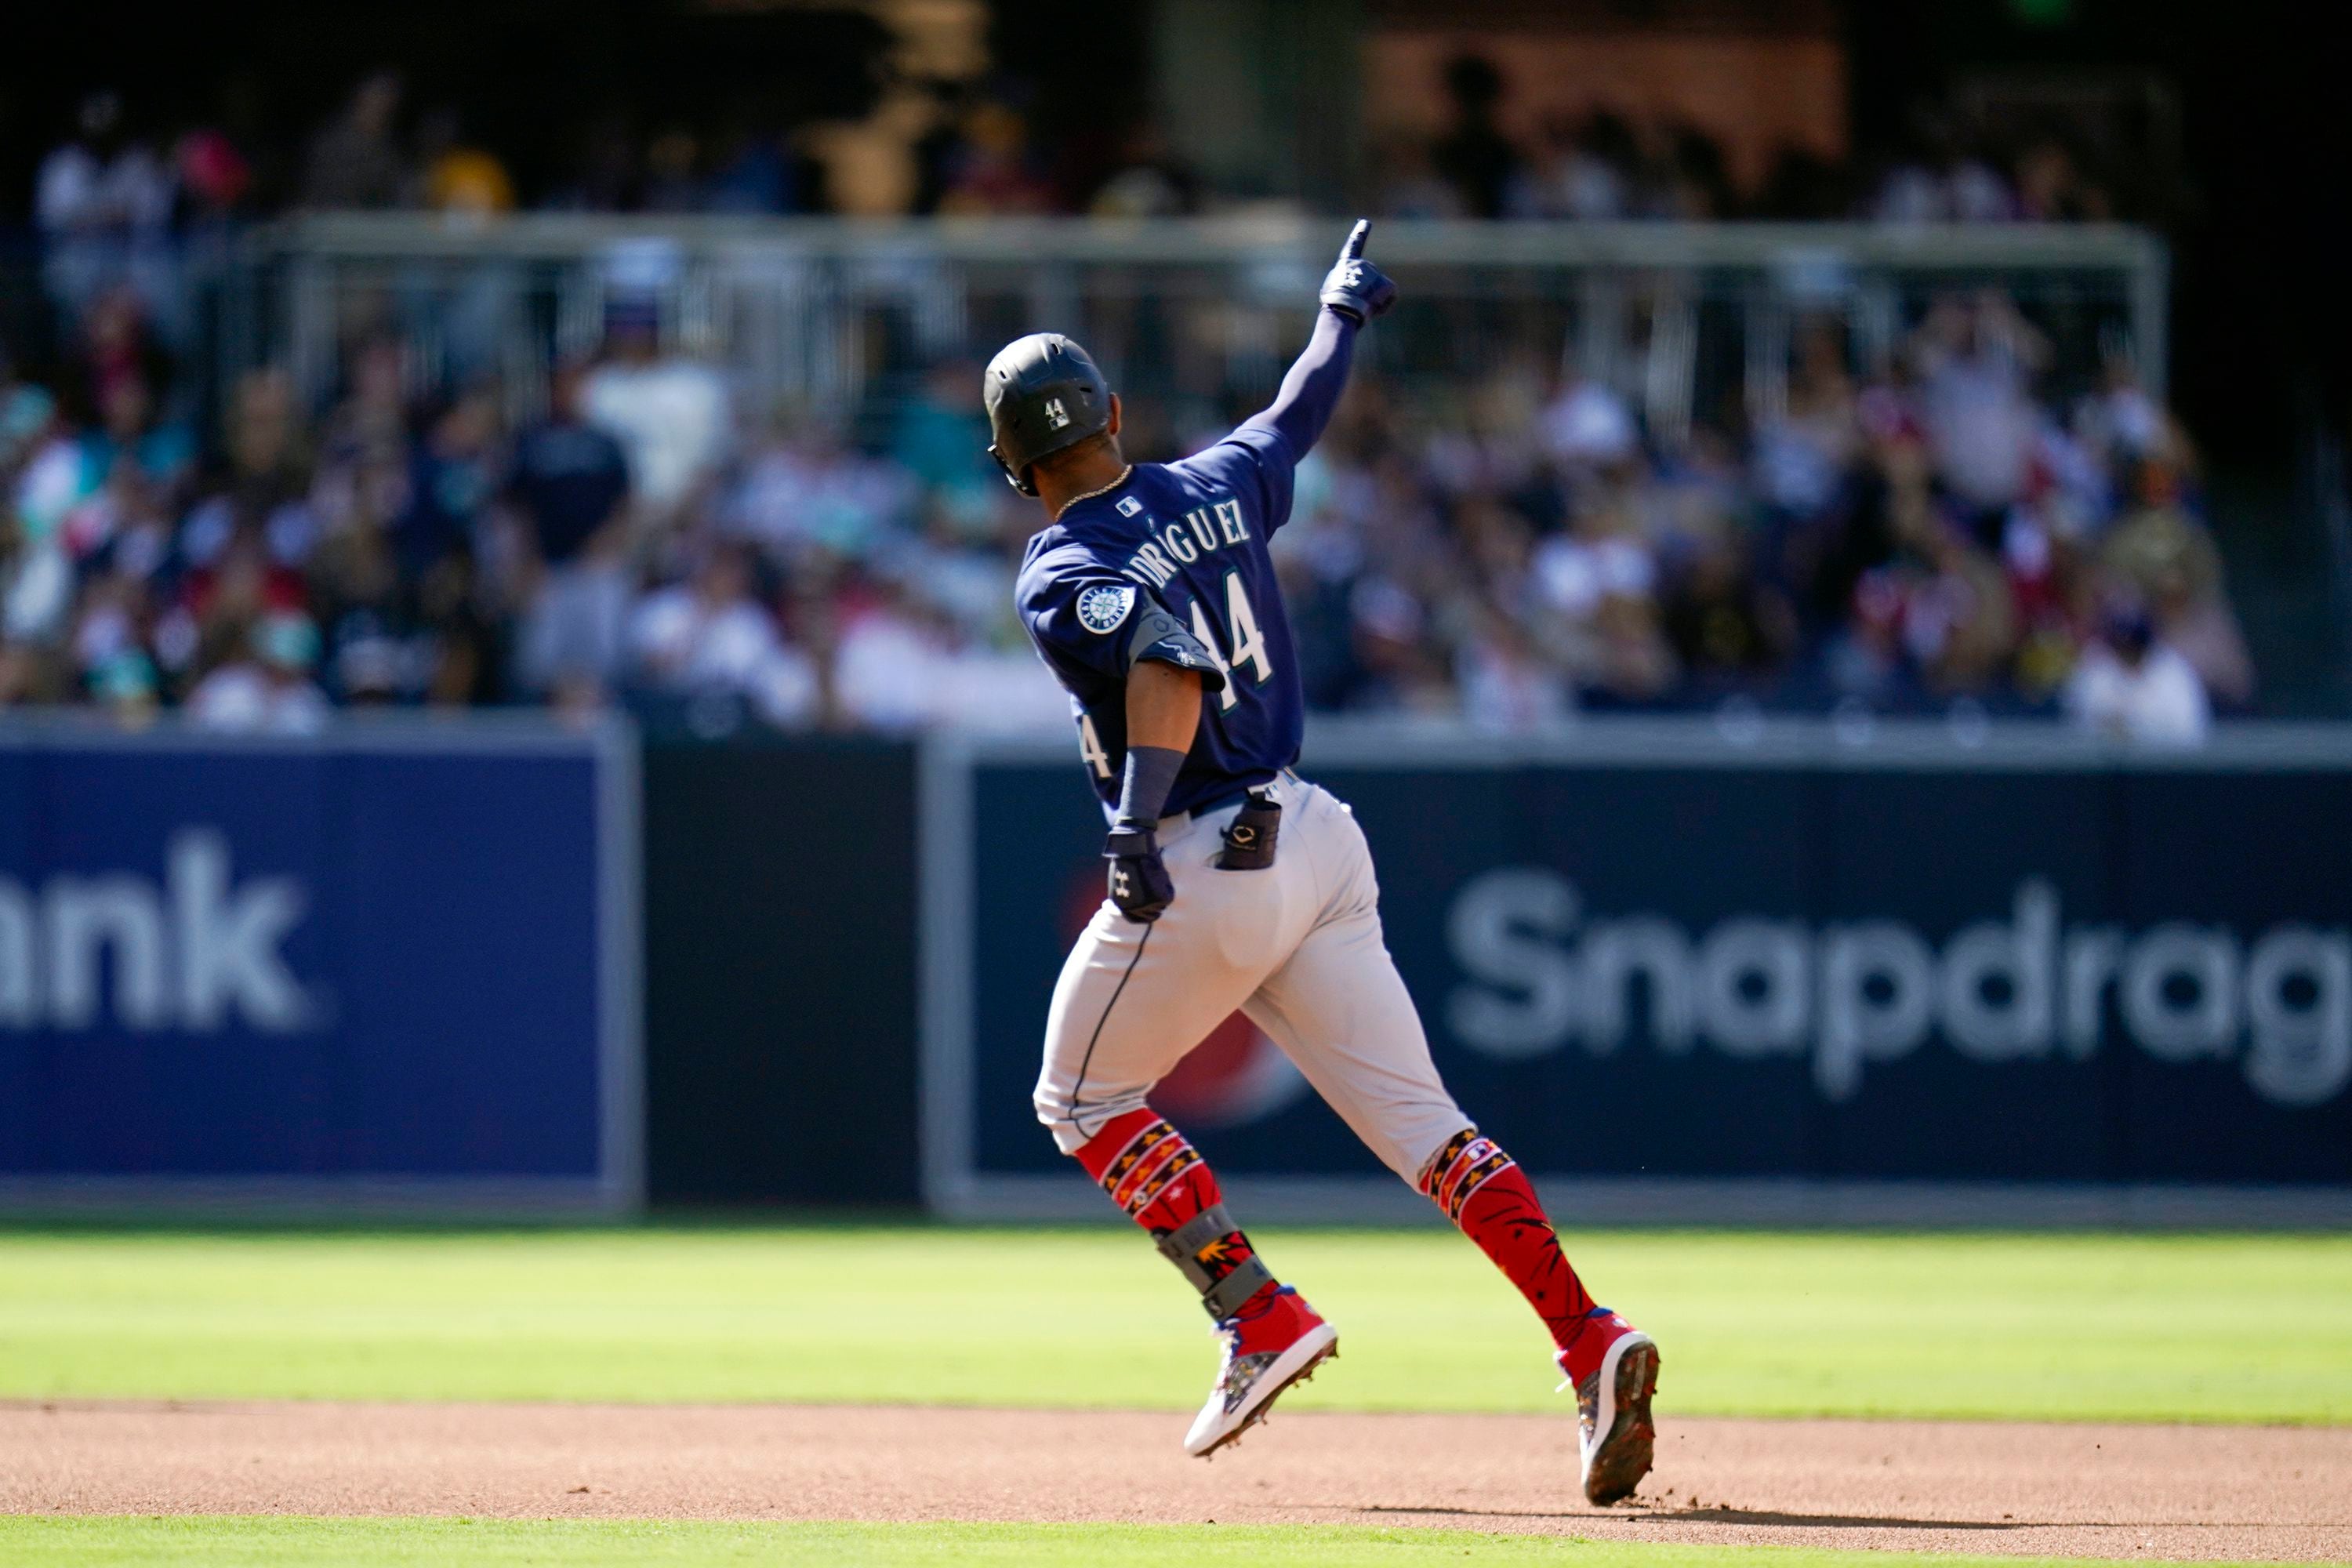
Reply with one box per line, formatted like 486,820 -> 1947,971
1319,219 -> 1397,325
1104,824 -> 1176,923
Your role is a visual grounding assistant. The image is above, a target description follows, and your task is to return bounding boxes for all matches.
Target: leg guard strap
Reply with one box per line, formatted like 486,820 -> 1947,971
1200,1255 -> 1276,1320
1156,1202 -> 1274,1319
1156,1204 -> 1236,1266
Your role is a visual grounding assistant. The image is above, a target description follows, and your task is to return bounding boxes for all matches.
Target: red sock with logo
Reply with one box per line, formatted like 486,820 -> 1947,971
1073,1108 -> 1280,1319
1420,1127 -> 1600,1362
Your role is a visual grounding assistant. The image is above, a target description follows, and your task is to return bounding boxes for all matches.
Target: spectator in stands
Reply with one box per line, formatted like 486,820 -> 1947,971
2014,135 -> 2111,223
936,100 -> 1056,216
583,295 -> 730,530
1087,122 -> 1199,220
1431,54 -> 1521,220
1869,107 -> 2016,224
508,361 -> 633,707
1538,369 -> 1639,479
1898,511 -> 2020,699
2077,352 -> 2186,474
187,611 -> 331,733
801,76 -> 943,216
394,389 -> 498,583
1751,321 -> 1864,615
638,129 -> 706,214
889,360 -> 997,502
831,575 -> 950,730
1912,292 -> 2050,538
302,73 -> 411,210
1507,112 -> 1633,221
730,413 -> 916,566
2101,458 -> 2255,709
173,127 -> 252,227
36,93 -> 177,333
317,336 -> 412,482
417,109 -> 517,217
1638,123 -> 1737,220
629,538 -> 818,727
190,368 -> 314,551
2063,596 -> 2210,746
1662,532 -> 1794,694
85,365 -> 195,506
1345,574 -> 1452,714
416,543 -> 502,706
706,112 -> 799,216
1529,479 -> 1676,706
1459,603 -> 1573,729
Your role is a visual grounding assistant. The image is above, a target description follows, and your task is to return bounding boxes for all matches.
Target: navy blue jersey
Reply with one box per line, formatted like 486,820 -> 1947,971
1018,423 -> 1302,818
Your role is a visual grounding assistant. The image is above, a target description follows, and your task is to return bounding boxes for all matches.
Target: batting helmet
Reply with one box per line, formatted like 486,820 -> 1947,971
982,332 -> 1112,496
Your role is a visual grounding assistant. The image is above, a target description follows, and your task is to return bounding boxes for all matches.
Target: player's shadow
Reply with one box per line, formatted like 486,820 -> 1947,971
1658,1508 -> 2027,1530
1339,1504 -> 2031,1530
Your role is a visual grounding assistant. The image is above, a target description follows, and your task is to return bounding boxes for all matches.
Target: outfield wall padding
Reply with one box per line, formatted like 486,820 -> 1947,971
641,736 -> 920,1205
924,723 -> 2352,1220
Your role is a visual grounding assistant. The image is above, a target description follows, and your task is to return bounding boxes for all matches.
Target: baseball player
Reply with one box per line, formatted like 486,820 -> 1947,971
987,221 -> 1658,1504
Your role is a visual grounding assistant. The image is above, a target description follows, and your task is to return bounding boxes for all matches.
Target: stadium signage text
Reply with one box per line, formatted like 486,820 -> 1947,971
0,830 -> 310,1033
1445,870 -> 2350,1108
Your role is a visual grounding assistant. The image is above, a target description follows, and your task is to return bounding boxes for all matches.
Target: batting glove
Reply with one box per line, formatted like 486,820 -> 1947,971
1319,219 -> 1397,325
1104,824 -> 1176,923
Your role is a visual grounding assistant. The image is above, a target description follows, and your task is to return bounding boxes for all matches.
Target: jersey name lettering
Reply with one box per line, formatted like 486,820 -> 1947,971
1119,499 -> 1249,589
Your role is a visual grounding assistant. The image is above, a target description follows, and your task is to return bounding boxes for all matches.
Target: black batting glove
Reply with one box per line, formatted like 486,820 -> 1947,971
1104,823 -> 1176,923
1319,219 -> 1396,325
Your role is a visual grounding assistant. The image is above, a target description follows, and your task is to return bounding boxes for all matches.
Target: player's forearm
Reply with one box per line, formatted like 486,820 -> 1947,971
1247,307 -> 1358,459
1112,662 -> 1201,836
1125,659 -> 1203,760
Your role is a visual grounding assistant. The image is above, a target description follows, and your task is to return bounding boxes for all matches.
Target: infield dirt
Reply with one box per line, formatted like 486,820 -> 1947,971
5,1401 -> 2347,1561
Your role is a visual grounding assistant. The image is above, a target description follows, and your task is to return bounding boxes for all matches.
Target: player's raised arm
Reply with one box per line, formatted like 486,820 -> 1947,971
1241,219 -> 1398,461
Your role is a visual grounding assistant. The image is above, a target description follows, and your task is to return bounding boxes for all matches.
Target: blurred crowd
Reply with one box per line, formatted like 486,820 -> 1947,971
1381,56 -> 2158,226
31,63 -> 2148,251
2,267 -> 2247,743
2,60 -> 2241,742
1281,291 -> 2244,744
27,74 -> 1195,245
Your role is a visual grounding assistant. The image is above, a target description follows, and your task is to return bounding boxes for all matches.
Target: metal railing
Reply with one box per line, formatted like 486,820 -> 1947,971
220,214 -> 2169,436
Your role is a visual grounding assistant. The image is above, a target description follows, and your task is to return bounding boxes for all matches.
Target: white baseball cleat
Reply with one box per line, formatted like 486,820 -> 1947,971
1184,1286 -> 1338,1457
1558,1308 -> 1660,1505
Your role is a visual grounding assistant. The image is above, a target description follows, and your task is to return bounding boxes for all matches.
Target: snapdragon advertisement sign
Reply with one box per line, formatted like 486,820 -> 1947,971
0,723 -> 637,1210
932,731 -> 2352,1216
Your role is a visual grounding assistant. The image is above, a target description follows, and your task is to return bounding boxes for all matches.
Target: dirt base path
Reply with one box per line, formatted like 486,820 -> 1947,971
5,1402 -> 2347,1561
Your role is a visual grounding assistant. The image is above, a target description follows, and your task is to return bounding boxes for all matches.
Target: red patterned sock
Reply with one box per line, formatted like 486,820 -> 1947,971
1419,1127 -> 1596,1355
1073,1108 -> 1278,1319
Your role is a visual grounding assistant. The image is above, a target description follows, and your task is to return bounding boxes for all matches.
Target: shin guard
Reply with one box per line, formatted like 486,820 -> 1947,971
1076,1108 -> 1276,1319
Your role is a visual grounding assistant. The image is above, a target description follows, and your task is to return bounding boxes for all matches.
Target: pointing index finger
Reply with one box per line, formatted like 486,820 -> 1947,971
1341,219 -> 1370,262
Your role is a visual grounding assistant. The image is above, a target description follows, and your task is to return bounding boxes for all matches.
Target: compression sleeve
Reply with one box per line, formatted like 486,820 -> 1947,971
1114,745 -> 1185,828
1243,307 -> 1359,460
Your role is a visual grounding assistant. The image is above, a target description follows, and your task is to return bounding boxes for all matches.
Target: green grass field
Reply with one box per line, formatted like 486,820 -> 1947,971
3,1225 -> 2348,1424
0,1517 -> 2313,1568
8,1225 -> 2347,1566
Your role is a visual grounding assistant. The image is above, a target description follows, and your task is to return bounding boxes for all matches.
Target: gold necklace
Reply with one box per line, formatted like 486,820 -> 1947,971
1053,466 -> 1134,518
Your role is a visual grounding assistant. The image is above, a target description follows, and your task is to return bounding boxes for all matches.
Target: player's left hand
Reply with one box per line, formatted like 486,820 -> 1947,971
1319,219 -> 1396,325
1104,825 -> 1176,922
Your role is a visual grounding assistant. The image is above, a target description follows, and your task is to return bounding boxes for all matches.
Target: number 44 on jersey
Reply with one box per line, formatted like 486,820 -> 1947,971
1077,575 -> 1276,778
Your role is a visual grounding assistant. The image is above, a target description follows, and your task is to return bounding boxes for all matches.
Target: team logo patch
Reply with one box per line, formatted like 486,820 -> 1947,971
1076,583 -> 1137,635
